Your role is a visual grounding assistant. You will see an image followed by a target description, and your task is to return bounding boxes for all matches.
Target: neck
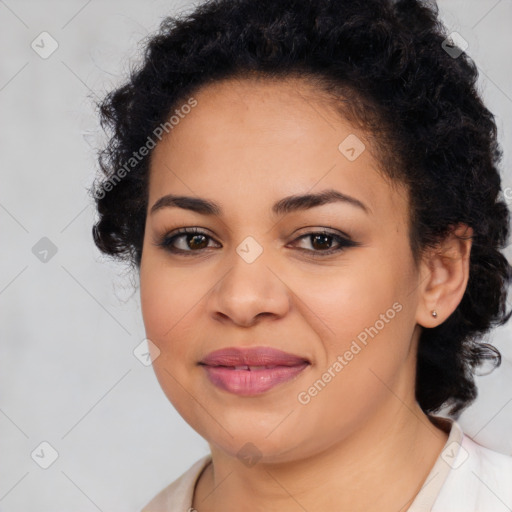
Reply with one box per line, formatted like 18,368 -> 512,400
193,400 -> 449,512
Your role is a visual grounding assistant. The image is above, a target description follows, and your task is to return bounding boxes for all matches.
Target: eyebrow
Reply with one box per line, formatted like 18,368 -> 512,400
149,188 -> 371,217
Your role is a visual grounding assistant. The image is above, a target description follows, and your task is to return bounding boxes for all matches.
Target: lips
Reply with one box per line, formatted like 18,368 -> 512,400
200,346 -> 309,367
199,346 -> 310,395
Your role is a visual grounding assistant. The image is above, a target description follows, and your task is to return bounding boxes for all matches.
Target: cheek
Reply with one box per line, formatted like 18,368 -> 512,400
139,257 -> 214,383
139,262 -> 202,413
303,264 -> 398,342
305,245 -> 415,378
139,265 -> 170,340
140,257 -> 197,340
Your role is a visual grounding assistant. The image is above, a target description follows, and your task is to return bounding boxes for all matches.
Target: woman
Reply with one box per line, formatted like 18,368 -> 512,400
90,0 -> 512,510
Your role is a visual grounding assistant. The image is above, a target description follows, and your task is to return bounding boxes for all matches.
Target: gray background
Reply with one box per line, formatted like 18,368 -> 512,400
1,0 -> 511,510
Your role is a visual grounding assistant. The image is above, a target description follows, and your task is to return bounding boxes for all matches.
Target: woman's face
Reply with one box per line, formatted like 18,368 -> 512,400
140,77 -> 426,462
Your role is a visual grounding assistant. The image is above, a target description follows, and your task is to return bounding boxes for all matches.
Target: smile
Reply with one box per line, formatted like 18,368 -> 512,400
199,346 -> 310,395
200,363 -> 310,395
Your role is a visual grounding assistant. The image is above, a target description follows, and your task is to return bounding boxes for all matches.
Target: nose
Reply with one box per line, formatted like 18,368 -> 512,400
207,247 -> 290,327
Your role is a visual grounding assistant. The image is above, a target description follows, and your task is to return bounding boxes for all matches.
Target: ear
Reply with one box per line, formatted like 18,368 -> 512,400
416,223 -> 473,328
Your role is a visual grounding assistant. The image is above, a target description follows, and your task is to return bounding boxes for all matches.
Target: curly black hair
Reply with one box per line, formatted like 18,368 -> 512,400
89,0 -> 512,416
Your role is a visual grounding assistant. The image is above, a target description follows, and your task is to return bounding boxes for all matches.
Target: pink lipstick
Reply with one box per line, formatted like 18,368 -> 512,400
199,346 -> 310,395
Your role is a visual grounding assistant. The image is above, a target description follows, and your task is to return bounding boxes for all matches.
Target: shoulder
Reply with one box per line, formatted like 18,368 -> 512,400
433,427 -> 512,512
140,455 -> 212,512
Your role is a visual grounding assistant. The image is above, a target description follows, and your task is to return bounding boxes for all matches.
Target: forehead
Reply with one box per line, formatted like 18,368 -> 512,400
148,77 -> 409,224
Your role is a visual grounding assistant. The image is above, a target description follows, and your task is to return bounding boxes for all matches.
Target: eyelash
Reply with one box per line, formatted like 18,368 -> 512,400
154,227 -> 360,257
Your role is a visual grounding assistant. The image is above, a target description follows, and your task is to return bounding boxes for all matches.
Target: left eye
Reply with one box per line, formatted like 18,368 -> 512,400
291,231 -> 357,254
155,228 -> 359,256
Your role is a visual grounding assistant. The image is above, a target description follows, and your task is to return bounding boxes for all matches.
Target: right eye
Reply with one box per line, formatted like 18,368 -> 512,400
154,227 -> 221,256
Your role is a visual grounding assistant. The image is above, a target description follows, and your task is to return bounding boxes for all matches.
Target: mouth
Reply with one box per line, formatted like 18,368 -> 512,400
199,346 -> 310,395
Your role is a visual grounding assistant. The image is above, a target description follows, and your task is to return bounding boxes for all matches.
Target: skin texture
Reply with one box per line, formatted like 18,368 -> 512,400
139,76 -> 473,511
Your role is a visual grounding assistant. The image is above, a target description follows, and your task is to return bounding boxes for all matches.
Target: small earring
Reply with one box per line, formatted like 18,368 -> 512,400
431,310 -> 438,318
